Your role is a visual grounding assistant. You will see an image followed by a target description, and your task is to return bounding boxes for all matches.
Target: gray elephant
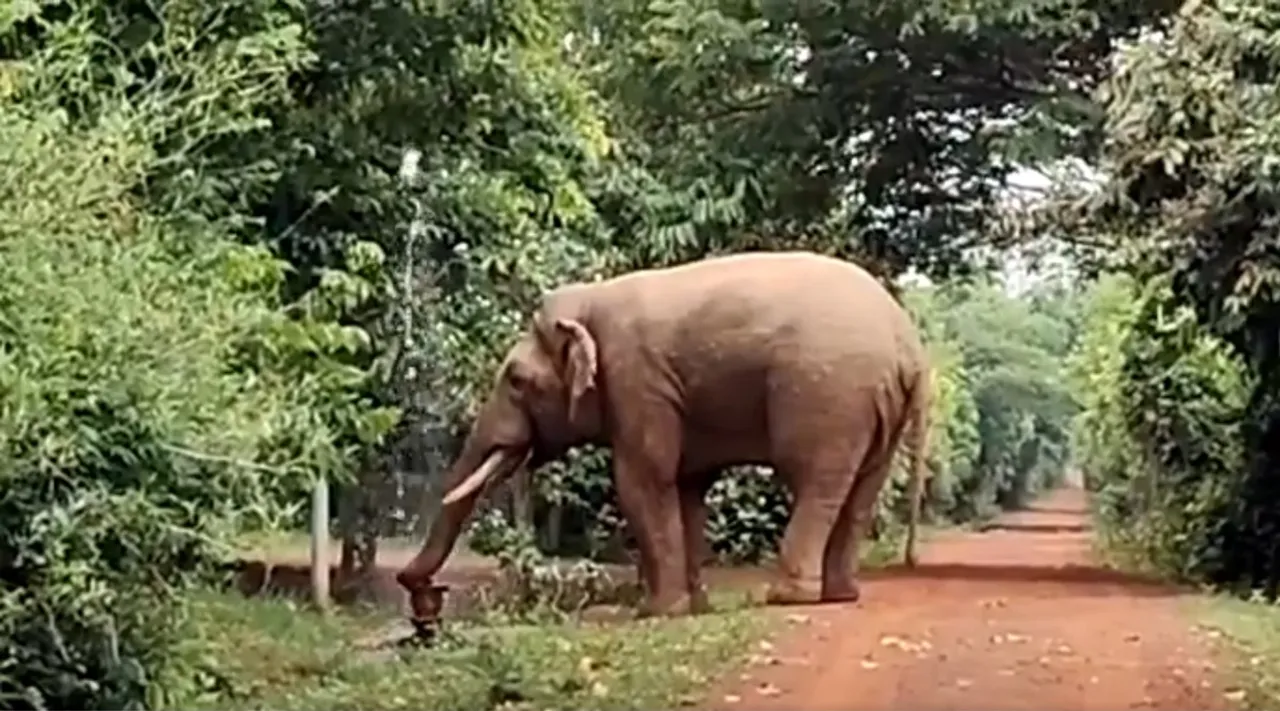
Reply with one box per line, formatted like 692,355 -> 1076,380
397,250 -> 931,619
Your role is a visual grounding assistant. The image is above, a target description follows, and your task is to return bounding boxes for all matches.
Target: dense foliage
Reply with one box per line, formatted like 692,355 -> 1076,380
900,282 -> 1078,525
0,6 -> 397,708
1062,0 -> 1280,595
1069,274 -> 1250,581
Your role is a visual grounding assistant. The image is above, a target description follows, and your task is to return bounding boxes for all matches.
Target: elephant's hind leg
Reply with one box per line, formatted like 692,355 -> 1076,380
823,387 -> 910,602
766,404 -> 877,606
678,476 -> 715,613
822,445 -> 899,602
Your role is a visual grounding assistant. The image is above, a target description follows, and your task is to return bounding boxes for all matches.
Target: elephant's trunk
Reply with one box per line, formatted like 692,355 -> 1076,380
395,431 -> 527,595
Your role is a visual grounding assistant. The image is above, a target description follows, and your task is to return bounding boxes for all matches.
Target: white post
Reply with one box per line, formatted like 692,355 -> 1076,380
310,476 -> 331,612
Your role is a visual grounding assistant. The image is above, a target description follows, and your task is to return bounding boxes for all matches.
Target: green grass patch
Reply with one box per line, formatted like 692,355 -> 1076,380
167,589 -> 771,711
1195,594 -> 1280,710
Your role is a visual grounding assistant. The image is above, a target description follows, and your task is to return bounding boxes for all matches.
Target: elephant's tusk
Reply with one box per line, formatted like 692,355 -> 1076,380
441,449 -> 529,505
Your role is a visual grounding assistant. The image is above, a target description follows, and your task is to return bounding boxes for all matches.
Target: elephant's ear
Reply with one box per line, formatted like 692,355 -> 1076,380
554,318 -> 597,421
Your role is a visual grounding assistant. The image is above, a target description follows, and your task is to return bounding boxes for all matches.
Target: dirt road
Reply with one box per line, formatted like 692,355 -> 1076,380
703,487 -> 1229,711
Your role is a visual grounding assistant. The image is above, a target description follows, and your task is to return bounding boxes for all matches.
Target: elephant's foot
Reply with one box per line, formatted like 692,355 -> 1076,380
636,591 -> 694,618
764,577 -> 823,606
820,578 -> 861,604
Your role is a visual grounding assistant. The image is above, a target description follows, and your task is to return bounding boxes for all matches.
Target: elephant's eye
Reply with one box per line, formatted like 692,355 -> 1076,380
506,366 -> 533,392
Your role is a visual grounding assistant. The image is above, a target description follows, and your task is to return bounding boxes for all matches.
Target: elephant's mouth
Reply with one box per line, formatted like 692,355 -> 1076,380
527,441 -> 563,470
441,446 -> 531,505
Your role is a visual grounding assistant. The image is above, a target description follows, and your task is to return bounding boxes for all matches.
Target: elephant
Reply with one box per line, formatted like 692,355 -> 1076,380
396,250 -> 931,620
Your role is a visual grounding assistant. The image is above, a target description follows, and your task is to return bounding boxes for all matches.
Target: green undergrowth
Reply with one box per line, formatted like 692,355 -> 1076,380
1196,595 -> 1280,711
179,525 -> 923,711
168,588 -> 769,711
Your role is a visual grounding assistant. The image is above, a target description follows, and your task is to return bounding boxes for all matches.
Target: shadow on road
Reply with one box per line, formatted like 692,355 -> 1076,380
862,562 -> 1177,598
977,522 -> 1092,534
1022,506 -> 1088,516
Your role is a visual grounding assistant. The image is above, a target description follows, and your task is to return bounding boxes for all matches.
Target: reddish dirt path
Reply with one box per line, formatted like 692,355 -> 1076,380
702,487 -> 1228,711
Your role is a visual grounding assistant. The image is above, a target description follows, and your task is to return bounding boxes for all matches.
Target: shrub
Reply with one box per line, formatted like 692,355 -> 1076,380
0,7 -> 380,708
1070,274 -> 1250,581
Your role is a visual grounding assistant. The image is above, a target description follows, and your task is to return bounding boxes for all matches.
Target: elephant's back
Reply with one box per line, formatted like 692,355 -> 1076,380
602,250 -> 900,316
658,251 -> 914,349
601,251 -> 919,394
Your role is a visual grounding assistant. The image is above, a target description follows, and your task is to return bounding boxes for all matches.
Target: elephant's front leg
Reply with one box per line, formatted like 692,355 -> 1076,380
612,417 -> 691,617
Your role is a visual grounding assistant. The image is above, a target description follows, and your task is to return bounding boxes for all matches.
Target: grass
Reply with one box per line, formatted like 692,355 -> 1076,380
197,526 -> 920,711
168,588 -> 771,711
1195,594 -> 1280,710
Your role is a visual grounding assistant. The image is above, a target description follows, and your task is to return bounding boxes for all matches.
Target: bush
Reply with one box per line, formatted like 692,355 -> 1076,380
1070,274 -> 1250,581
704,467 -> 791,564
0,7 -> 381,708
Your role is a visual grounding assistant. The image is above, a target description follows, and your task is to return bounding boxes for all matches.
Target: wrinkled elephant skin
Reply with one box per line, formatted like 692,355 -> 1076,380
396,250 -> 931,617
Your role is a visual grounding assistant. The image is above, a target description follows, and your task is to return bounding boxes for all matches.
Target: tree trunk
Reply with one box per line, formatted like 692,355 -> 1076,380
544,502 -> 563,554
511,465 -> 532,530
336,463 -> 384,604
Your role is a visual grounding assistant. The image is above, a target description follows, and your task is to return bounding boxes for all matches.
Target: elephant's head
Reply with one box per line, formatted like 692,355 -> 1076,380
397,298 -> 602,593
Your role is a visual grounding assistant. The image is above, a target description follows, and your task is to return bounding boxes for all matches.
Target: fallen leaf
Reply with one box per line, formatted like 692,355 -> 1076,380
1224,689 -> 1246,703
955,679 -> 973,689
723,695 -> 741,704
860,659 -> 879,670
1123,633 -> 1141,643
997,669 -> 1015,677
758,640 -> 775,652
785,613 -> 810,625
757,683 -> 782,697
590,681 -> 609,697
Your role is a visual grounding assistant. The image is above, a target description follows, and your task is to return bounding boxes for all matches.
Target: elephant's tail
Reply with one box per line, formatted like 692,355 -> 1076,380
902,365 -> 932,569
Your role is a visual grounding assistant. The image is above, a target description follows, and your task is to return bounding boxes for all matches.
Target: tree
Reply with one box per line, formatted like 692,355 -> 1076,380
568,0 -> 1179,277
0,2 -> 397,706
1084,0 -> 1280,593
